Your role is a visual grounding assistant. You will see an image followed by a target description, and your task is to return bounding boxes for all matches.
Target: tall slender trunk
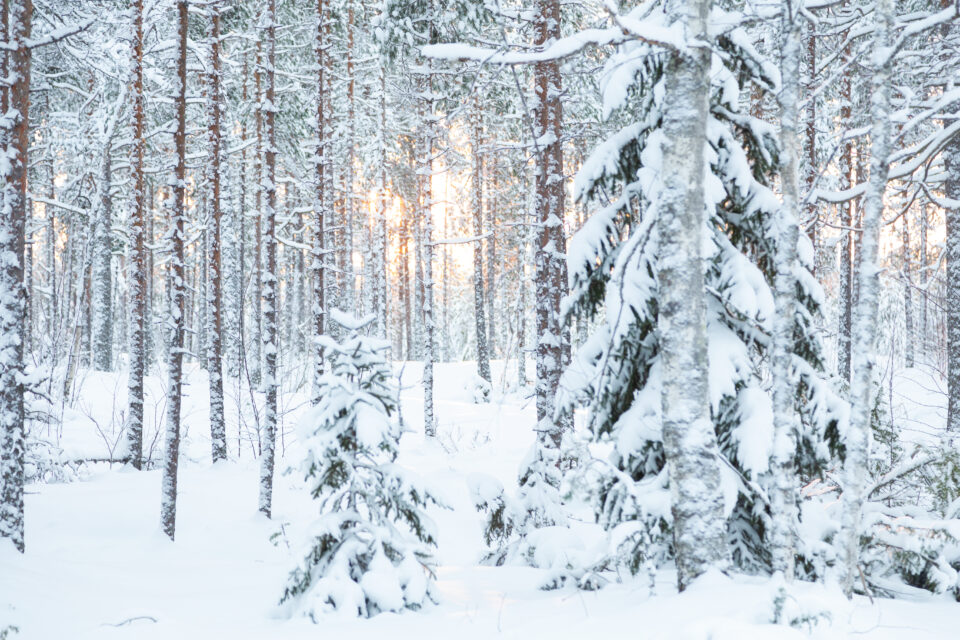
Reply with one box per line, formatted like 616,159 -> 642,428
207,6 -> 226,462
343,3 -> 356,314
125,0 -> 147,470
92,140 -> 113,371
902,214 -> 914,369
375,64 -> 388,339
258,0 -> 279,517
944,140 -> 960,432
485,150 -> 497,357
844,0 -> 893,597
533,0 -> 568,450
161,0 -> 189,542
657,0 -> 728,591
472,98 -> 491,386
837,38 -> 854,382
0,0 -> 30,553
769,0 -> 802,581
250,40 -> 263,387
311,0 -> 327,404
420,70 -> 436,437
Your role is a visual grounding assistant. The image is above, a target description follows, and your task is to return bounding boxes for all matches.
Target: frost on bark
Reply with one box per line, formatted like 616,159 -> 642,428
419,70 -> 437,438
471,97 -> 491,389
258,0 -> 280,518
250,40 -> 263,388
837,40 -> 855,383
310,0 -> 328,405
512,0 -> 569,537
943,137 -> 960,430
944,132 -> 960,434
206,5 -> 226,462
124,0 -> 147,470
92,140 -> 113,371
769,0 -> 802,581
902,214 -> 914,369
657,0 -> 728,590
161,0 -> 189,541
0,0 -> 30,553
843,0 -> 893,597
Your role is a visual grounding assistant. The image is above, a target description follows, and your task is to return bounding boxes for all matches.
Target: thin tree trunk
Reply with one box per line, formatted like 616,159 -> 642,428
533,0 -> 568,451
310,0 -> 327,405
161,0 -> 189,542
472,97 -> 491,387
250,40 -> 263,387
657,0 -> 729,591
258,0 -> 279,518
125,0 -> 147,470
420,69 -> 437,438
769,0 -> 802,581
844,0 -> 893,597
837,38 -> 854,382
206,6 -> 226,462
92,140 -> 113,371
0,0 -> 30,553
902,213 -> 914,369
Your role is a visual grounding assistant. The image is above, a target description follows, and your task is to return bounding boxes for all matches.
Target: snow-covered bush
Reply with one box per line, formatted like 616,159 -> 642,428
281,312 -> 440,619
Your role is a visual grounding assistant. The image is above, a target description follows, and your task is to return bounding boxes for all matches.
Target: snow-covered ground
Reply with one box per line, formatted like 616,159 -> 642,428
2,360 -> 959,639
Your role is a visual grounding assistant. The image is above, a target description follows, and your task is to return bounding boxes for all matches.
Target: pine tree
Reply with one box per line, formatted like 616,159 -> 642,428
161,0 -> 190,541
281,311 -> 439,618
0,0 -> 31,553
124,0 -> 147,470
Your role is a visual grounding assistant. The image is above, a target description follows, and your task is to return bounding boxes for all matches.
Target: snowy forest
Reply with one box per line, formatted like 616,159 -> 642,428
3,0 -> 960,637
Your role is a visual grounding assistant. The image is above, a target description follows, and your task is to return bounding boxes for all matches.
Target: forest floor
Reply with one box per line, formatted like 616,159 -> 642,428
1,360 -> 958,639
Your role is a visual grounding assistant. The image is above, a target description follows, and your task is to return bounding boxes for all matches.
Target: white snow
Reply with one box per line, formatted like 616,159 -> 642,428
2,361 -> 959,638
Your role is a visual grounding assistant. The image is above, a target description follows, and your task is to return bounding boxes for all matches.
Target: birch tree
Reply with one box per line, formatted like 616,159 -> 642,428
843,0 -> 894,597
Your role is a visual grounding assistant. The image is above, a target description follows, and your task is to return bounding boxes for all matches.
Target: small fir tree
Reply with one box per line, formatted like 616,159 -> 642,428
281,311 -> 440,618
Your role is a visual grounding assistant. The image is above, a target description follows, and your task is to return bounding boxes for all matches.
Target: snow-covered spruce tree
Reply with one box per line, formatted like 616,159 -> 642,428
281,311 -> 439,618
559,2 -> 844,581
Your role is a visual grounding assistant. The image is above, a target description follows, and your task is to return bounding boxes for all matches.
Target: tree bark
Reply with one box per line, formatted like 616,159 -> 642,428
258,0 -> 279,517
0,0 -> 30,553
769,0 -> 802,581
311,0 -> 328,405
844,0 -> 893,597
657,0 -> 729,590
161,0 -> 189,542
472,97 -> 491,387
125,0 -> 146,470
206,6 -> 226,462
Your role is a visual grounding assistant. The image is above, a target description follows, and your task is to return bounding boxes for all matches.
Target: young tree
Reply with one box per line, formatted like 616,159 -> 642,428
281,311 -> 439,618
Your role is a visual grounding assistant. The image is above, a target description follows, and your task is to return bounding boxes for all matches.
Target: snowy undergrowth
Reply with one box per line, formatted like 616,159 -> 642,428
2,362 -> 959,638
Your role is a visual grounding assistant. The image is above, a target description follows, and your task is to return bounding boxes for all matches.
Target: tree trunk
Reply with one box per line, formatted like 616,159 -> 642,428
92,140 -> 113,371
258,0 -> 279,518
420,70 -> 437,438
206,6 -> 226,462
844,0 -> 893,597
902,213 -> 914,369
657,0 -> 729,591
0,0 -> 30,553
837,39 -> 855,383
125,0 -> 147,470
311,0 -> 327,405
533,0 -> 568,452
769,0 -> 802,581
161,0 -> 189,542
472,97 -> 491,387
250,40 -> 263,387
